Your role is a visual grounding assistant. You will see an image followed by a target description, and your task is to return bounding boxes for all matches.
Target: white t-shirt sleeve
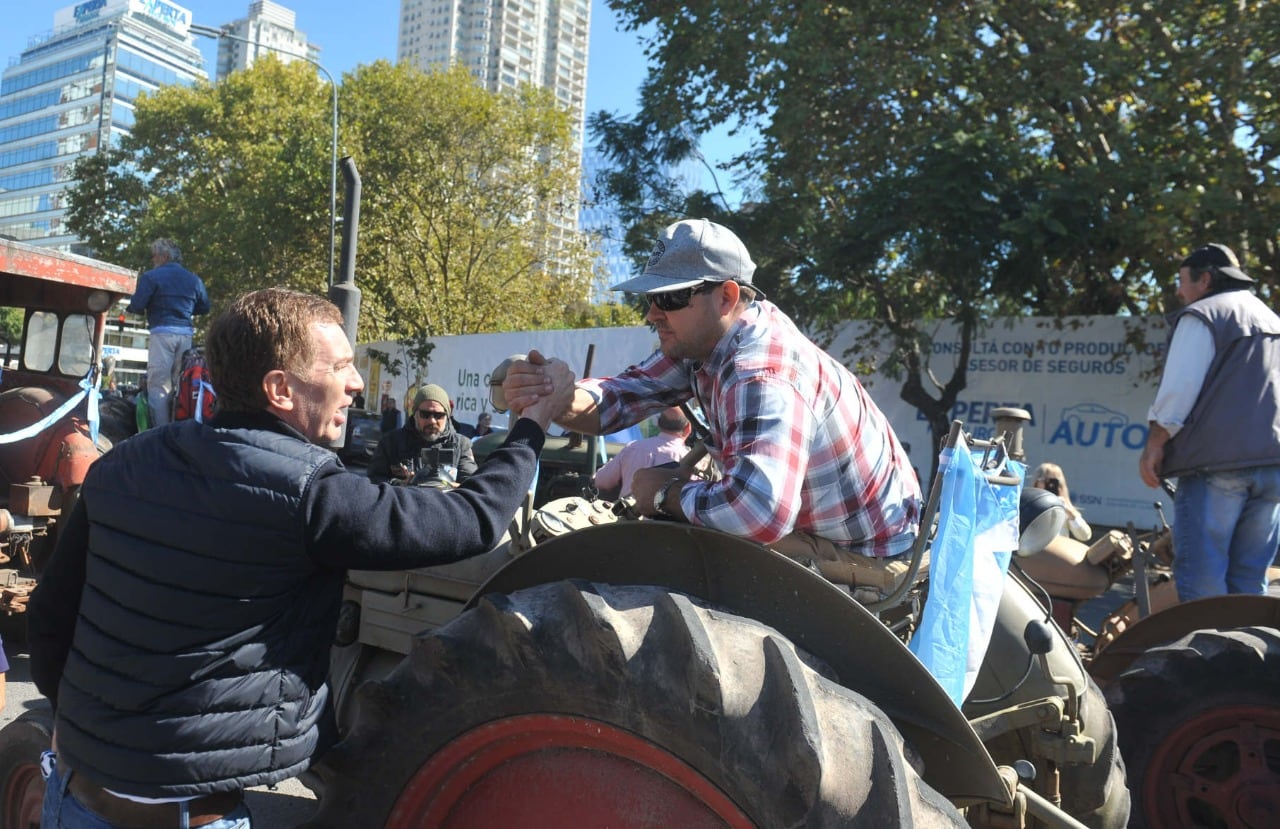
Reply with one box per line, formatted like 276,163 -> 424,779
1147,316 -> 1214,438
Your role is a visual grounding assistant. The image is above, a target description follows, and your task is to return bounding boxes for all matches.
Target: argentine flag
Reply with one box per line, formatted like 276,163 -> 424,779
909,438 -> 1023,707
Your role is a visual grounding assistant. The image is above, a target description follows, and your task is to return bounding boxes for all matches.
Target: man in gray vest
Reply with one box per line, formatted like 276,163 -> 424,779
1139,243 -> 1280,601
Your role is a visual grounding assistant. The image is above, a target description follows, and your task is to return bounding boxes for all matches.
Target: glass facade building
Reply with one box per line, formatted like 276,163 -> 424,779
0,0 -> 206,253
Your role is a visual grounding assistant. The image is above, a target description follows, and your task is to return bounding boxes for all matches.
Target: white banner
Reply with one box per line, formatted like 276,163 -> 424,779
361,314 -> 1170,530
829,316 -> 1170,530
359,326 -> 661,430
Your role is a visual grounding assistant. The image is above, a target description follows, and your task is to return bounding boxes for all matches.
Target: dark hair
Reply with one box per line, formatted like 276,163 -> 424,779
206,288 -> 343,412
656,407 -> 690,433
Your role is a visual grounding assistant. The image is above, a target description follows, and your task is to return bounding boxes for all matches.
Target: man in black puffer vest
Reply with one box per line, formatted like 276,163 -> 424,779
28,288 -> 574,828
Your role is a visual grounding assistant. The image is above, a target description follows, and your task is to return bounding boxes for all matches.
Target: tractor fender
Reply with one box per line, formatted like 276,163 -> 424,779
1088,593 -> 1280,686
468,520 -> 1009,808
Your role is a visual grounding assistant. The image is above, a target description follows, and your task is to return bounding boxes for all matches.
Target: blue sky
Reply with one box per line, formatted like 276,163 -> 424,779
1,0 -> 750,202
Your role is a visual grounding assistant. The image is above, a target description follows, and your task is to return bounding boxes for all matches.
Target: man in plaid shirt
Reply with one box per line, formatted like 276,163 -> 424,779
505,218 -> 920,560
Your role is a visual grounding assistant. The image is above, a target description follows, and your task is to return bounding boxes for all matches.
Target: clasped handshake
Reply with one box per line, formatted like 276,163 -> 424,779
496,350 -> 576,434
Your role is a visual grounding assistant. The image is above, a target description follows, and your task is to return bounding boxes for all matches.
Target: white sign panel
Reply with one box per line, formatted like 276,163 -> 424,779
359,326 -> 661,430
361,315 -> 1171,530
57,0 -> 127,29
829,316 -> 1170,530
56,0 -> 191,35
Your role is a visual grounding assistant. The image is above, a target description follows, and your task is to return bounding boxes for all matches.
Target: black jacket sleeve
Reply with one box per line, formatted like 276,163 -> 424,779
366,430 -> 398,484
305,417 -> 543,570
27,496 -> 90,706
455,436 -> 478,482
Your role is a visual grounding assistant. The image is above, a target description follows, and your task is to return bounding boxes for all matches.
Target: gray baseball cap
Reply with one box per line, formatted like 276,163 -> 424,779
611,218 -> 762,296
1181,243 -> 1254,283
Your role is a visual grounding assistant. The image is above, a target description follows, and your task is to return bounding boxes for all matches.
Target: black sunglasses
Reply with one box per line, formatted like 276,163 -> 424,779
416,409 -> 448,421
647,282 -> 720,312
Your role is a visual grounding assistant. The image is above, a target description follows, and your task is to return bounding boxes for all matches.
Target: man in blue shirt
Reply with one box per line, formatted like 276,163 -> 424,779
128,238 -> 210,426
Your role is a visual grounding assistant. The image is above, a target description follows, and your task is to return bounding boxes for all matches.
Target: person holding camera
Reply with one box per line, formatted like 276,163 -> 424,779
1031,462 -> 1092,542
368,384 -> 478,486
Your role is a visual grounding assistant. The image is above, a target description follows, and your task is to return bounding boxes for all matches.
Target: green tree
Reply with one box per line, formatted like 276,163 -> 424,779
0,307 -> 24,365
66,59 -> 634,344
68,58 -> 333,304
597,1 -> 1280,467
340,62 -> 606,341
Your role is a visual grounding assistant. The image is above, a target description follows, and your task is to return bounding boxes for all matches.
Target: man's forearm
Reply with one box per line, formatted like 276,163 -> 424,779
1138,421 -> 1172,488
555,387 -> 604,435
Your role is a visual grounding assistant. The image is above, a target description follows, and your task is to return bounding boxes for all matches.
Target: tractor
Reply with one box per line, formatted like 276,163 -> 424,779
302,407 -> 1129,828
0,240 -> 135,623
1014,429 -> 1280,829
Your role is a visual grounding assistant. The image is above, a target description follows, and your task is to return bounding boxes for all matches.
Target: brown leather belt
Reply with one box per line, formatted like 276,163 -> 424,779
61,760 -> 243,829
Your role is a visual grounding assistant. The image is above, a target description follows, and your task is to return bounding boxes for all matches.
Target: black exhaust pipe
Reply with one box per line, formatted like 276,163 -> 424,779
329,155 -> 362,347
329,156 -> 362,451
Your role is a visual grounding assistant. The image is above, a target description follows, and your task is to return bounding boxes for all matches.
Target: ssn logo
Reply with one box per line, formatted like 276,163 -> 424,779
1048,403 -> 1147,449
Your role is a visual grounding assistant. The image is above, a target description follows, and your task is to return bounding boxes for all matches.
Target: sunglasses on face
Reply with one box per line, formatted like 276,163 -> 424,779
416,409 -> 448,421
647,282 -> 720,312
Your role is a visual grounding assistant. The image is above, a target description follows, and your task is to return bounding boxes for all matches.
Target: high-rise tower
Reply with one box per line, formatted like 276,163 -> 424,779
396,0 -> 590,149
216,1 -> 319,81
0,0 -> 206,253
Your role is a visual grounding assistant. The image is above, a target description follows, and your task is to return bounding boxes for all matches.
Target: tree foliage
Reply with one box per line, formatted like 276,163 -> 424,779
66,59 -> 633,344
68,58 -> 332,296
341,62 -> 604,340
596,1 -> 1280,462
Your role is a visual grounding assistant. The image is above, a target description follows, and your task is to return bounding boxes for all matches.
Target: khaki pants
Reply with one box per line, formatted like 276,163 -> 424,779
770,532 -> 921,592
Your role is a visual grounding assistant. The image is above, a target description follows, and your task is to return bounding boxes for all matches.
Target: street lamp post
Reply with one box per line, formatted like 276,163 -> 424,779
188,24 -> 339,288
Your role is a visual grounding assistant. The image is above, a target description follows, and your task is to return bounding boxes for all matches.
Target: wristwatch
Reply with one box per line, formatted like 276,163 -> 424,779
654,477 -> 681,516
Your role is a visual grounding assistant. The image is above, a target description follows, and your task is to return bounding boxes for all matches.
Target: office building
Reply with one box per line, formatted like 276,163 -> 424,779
397,0 -> 592,291
396,0 -> 590,149
0,0 -> 206,253
215,1 -> 319,81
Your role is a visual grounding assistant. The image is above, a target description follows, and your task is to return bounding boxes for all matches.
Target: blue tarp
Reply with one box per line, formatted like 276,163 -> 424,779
909,441 -> 1023,706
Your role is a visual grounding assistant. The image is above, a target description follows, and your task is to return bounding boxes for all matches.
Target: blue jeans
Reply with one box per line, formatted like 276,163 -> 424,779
42,753 -> 252,829
1173,466 -> 1280,601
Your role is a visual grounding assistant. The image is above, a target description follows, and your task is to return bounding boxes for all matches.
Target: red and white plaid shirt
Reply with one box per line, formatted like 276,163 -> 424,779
583,301 -> 921,557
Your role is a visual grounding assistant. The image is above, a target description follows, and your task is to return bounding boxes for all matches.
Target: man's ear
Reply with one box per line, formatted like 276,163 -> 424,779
262,369 -> 294,413
719,280 -> 741,311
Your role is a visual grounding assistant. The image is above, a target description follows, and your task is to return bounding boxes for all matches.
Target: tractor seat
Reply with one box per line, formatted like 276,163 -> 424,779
1017,534 -> 1111,600
814,553 -> 930,594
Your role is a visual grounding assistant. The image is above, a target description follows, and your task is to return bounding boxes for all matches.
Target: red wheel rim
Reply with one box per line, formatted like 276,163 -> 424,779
4,763 -> 44,829
1144,704 -> 1280,828
387,714 -> 754,828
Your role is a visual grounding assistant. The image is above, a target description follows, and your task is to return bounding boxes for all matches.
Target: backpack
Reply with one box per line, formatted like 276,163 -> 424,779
174,346 -> 216,423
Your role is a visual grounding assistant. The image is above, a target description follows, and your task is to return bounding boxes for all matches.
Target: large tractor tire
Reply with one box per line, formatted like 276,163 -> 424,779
309,580 -> 965,828
0,708 -> 52,829
1105,626 -> 1280,829
1056,676 -> 1130,829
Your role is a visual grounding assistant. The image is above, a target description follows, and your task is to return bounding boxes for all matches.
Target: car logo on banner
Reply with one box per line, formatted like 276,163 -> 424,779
1049,403 -> 1148,450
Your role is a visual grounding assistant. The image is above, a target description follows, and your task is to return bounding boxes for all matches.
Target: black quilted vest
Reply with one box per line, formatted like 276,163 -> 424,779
55,419 -> 339,796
